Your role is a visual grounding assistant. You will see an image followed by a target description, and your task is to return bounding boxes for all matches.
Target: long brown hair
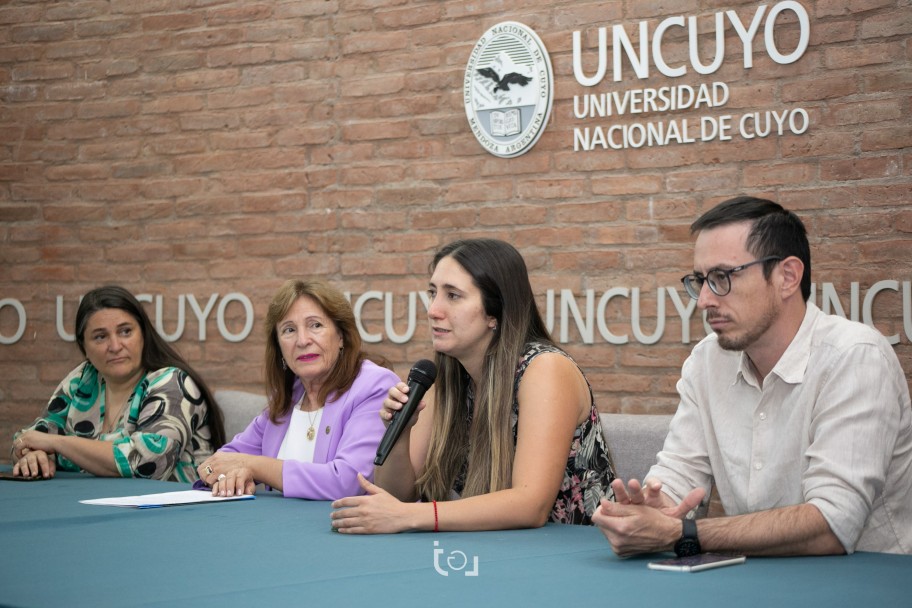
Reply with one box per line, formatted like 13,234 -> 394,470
416,239 -> 553,501
75,285 -> 226,448
263,279 -> 366,423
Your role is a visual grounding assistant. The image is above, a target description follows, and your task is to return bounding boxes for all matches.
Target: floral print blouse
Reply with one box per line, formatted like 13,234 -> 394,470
454,342 -> 616,524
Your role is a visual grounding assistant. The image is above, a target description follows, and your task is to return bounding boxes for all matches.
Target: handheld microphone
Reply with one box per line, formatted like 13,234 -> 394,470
374,359 -> 437,466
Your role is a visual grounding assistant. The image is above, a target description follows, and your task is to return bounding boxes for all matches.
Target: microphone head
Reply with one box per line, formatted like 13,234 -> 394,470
407,359 -> 437,389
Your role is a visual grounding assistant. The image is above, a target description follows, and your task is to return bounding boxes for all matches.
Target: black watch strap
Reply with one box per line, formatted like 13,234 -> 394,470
674,518 -> 701,557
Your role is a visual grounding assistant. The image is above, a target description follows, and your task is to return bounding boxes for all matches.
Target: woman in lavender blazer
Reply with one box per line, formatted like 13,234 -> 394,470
196,279 -> 399,500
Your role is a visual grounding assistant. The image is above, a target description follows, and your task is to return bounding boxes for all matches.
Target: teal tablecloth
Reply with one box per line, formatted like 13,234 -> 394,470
1,472 -> 910,607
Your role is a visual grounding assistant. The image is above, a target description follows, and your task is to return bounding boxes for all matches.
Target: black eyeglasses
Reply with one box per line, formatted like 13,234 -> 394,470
680,256 -> 782,299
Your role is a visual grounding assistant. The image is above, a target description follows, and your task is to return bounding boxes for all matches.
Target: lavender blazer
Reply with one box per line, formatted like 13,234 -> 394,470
219,360 -> 399,500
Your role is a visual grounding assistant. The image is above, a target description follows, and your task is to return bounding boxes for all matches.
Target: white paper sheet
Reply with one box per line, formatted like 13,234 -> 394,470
80,490 -> 255,508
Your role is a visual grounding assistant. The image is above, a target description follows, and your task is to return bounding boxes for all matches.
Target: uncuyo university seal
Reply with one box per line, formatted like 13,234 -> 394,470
463,21 -> 554,158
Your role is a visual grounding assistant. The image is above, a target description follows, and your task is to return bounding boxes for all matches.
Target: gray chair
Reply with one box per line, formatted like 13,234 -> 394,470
601,413 -> 713,517
215,390 -> 268,441
600,413 -> 672,483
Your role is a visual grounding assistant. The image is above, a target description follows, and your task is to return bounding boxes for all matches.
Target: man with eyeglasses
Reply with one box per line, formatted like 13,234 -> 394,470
593,196 -> 911,556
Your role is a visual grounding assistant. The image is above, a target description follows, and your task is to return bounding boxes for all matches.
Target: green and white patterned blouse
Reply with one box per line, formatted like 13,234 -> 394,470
14,361 -> 216,482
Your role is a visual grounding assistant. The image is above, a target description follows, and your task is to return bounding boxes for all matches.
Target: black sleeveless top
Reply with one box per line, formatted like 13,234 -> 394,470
453,342 -> 615,524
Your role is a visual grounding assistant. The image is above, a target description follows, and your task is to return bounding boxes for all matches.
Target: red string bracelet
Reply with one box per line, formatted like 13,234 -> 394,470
432,500 -> 439,532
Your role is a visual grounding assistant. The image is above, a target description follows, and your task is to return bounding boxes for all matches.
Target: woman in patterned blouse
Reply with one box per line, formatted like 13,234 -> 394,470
11,285 -> 225,482
331,239 -> 616,533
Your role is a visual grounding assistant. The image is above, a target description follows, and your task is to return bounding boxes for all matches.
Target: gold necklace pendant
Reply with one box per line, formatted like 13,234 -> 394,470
304,406 -> 318,442
300,387 -> 321,441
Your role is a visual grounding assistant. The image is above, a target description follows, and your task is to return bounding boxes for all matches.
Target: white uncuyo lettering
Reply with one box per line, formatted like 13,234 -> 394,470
572,0 -> 810,85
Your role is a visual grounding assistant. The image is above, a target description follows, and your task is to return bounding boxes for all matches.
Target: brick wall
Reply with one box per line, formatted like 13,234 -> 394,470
1,0 -> 910,461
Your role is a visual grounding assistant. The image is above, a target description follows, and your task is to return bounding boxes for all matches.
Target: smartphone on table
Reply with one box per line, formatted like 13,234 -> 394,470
648,553 -> 746,572
0,471 -> 45,481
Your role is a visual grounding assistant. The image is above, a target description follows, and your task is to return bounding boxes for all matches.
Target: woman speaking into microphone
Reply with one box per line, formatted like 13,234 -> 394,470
331,239 -> 616,533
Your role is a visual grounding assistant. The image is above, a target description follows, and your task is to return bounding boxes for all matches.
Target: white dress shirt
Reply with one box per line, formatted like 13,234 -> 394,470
650,302 -> 912,554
